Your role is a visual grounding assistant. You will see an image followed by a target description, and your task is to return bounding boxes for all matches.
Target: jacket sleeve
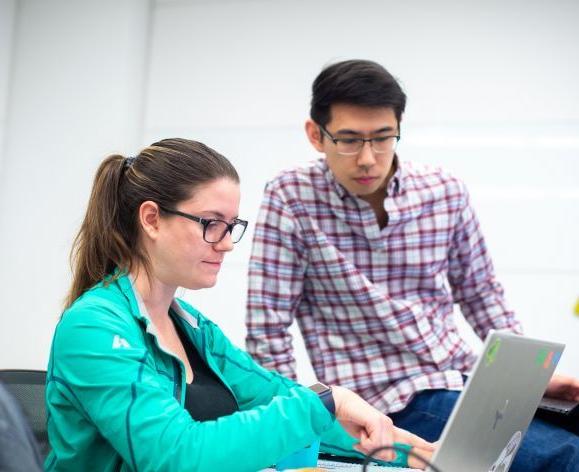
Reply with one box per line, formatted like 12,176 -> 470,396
245,182 -> 308,379
203,317 -> 367,461
202,314 -> 304,410
447,182 -> 523,338
48,303 -> 334,472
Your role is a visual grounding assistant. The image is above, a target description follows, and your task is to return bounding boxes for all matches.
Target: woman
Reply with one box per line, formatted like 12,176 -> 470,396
45,138 -> 433,471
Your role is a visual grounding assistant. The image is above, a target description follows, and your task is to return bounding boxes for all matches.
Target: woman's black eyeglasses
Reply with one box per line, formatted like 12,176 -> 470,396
159,206 -> 248,244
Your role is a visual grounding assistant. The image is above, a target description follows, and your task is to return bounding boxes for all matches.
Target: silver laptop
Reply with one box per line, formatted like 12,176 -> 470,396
427,330 -> 564,472
307,330 -> 564,472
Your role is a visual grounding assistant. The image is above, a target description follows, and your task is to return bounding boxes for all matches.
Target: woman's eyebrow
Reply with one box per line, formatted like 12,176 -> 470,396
199,210 -> 239,221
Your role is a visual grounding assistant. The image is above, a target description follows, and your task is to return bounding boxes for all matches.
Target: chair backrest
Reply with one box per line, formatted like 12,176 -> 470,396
0,370 -> 49,458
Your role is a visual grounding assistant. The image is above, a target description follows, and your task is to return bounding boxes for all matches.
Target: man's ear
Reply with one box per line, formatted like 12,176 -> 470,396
139,201 -> 162,241
305,120 -> 325,153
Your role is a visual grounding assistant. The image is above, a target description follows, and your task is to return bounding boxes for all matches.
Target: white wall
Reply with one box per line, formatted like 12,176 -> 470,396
0,0 -> 151,366
0,0 -> 16,169
1,0 -> 578,384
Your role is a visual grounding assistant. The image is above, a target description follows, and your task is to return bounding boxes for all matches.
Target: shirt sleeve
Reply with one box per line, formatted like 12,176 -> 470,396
245,182 -> 308,379
447,183 -> 523,338
47,304 -> 334,472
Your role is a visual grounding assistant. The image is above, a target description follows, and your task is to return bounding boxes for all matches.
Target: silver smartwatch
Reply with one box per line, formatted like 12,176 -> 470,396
309,382 -> 335,416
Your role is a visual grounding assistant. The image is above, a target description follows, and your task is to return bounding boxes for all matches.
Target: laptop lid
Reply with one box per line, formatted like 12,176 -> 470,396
428,330 -> 564,472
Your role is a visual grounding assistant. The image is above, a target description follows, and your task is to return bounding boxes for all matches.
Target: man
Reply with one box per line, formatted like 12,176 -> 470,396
246,59 -> 579,470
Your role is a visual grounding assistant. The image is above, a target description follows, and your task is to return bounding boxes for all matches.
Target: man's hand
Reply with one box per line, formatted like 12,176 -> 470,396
331,386 -> 435,469
545,374 -> 579,402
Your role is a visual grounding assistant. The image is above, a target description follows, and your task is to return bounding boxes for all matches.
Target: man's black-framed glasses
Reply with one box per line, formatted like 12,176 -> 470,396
159,206 -> 248,244
319,125 -> 400,156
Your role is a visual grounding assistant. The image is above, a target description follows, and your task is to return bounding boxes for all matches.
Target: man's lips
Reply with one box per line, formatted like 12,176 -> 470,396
353,176 -> 378,185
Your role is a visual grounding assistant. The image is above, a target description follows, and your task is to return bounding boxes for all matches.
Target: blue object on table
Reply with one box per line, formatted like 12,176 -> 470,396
389,442 -> 412,467
276,439 -> 320,470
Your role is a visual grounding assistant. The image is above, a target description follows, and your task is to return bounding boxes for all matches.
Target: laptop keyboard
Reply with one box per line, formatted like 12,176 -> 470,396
262,461 -> 419,471
319,458 -> 419,470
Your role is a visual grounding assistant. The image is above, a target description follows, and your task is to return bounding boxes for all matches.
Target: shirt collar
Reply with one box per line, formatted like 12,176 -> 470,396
321,159 -> 349,200
387,154 -> 403,197
321,154 -> 403,202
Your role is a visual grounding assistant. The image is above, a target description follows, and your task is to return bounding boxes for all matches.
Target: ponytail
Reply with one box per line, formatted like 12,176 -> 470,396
65,155 -> 142,308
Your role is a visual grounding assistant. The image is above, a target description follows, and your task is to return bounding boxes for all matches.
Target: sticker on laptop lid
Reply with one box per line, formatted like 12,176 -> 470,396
536,349 -> 562,369
485,338 -> 501,367
488,430 -> 521,472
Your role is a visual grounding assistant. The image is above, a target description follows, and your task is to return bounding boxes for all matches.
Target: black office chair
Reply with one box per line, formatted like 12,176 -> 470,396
0,369 -> 49,459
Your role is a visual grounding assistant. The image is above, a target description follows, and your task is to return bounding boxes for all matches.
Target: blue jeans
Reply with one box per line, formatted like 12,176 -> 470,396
389,389 -> 579,472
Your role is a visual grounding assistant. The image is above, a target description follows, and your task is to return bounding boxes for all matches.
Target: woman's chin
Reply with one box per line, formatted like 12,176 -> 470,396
183,276 -> 218,291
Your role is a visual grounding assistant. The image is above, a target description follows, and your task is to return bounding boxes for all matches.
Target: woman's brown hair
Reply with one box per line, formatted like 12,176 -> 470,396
64,138 -> 239,308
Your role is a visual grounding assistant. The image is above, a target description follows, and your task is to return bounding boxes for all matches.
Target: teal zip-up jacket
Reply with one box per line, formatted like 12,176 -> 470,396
45,273 -> 360,471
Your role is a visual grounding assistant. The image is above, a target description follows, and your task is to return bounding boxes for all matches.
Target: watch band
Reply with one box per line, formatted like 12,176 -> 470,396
309,382 -> 335,416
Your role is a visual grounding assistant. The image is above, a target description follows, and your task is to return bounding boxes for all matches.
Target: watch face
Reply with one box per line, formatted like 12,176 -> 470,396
310,383 -> 330,395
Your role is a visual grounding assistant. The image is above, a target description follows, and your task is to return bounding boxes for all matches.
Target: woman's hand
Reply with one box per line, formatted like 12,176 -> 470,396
331,386 -> 435,468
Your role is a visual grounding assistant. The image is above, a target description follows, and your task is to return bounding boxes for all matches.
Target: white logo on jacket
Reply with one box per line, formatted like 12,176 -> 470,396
112,335 -> 131,349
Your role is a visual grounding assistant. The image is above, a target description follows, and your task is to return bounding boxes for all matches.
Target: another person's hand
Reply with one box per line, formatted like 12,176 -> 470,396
331,386 -> 435,468
545,373 -> 579,402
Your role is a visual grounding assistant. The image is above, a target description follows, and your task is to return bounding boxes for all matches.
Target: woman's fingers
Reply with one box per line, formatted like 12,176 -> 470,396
353,431 -> 396,462
394,426 -> 436,451
354,444 -> 396,462
354,442 -> 433,469
354,443 -> 434,470
357,425 -> 437,470
360,419 -> 401,462
331,386 -> 434,468
407,446 -> 434,469
333,386 -> 396,459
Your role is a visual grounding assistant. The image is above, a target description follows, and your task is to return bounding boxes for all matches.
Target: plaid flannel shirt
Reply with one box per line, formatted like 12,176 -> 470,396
246,157 -> 522,413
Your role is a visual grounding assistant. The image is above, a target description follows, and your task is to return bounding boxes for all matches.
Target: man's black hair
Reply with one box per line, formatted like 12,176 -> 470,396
310,59 -> 406,127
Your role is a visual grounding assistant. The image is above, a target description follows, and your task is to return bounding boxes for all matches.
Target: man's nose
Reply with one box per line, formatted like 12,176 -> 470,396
356,140 -> 376,167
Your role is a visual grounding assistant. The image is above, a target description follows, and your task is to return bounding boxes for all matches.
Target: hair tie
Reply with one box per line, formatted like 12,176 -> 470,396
124,156 -> 137,168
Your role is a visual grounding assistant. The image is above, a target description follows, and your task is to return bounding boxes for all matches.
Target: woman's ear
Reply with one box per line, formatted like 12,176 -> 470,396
139,201 -> 162,240
305,120 -> 325,153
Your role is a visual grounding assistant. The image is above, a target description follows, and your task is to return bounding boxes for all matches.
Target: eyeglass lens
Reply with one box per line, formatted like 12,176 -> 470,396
204,220 -> 245,243
336,137 -> 398,155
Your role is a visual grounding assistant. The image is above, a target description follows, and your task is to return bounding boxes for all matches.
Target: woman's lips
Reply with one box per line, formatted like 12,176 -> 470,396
203,261 -> 222,270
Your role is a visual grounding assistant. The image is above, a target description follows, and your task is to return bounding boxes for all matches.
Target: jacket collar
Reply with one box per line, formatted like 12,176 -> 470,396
115,271 -> 199,334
